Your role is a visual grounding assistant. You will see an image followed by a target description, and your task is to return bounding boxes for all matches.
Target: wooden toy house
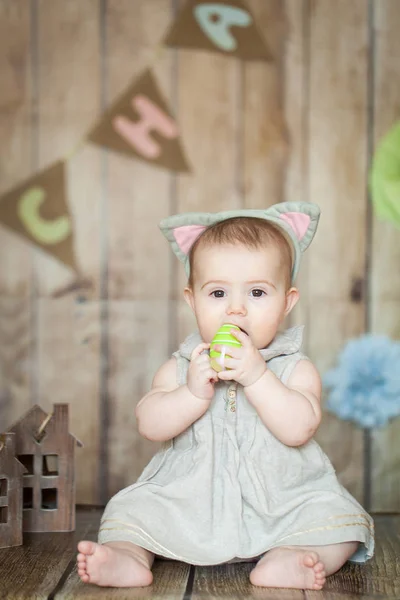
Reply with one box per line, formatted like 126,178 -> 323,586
7,404 -> 82,533
0,433 -> 27,548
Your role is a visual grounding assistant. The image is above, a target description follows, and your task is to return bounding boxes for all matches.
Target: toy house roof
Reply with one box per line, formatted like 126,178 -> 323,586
0,433 -> 28,475
7,404 -> 83,447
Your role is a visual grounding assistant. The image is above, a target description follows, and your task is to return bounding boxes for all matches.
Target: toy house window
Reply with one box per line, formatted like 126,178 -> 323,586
18,454 -> 34,475
23,487 -> 33,509
43,455 -> 58,476
0,478 -> 7,496
42,488 -> 57,510
0,506 -> 8,524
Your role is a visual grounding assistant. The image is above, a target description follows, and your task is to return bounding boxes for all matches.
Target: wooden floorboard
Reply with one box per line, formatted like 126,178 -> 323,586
52,510 -> 191,599
0,510 -> 399,599
0,506 -> 101,600
304,515 -> 400,600
55,560 -> 191,600
191,562 -> 304,599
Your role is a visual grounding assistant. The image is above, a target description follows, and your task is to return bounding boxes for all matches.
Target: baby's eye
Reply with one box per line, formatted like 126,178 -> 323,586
251,289 -> 266,297
211,290 -> 225,298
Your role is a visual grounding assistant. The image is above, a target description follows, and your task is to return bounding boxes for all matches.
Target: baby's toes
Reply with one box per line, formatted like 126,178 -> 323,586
304,557 -> 325,590
76,555 -> 88,581
79,571 -> 90,583
313,582 -> 325,590
303,551 -> 319,568
77,540 -> 96,555
314,560 -> 325,573
318,570 -> 326,581
313,576 -> 326,590
314,564 -> 326,589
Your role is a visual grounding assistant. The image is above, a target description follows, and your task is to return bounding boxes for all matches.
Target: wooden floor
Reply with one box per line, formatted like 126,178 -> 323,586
0,508 -> 399,599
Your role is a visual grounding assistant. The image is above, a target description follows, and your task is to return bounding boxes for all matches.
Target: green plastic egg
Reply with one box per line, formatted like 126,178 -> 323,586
210,324 -> 242,372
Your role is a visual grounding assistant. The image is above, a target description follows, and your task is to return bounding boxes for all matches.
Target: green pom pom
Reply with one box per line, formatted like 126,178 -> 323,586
210,324 -> 241,372
370,119 -> 400,229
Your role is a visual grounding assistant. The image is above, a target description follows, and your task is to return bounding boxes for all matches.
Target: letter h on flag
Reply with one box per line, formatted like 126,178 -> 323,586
88,69 -> 190,173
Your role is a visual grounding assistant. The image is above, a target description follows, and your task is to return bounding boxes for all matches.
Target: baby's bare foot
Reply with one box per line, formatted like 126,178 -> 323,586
250,547 -> 326,590
77,541 -> 153,587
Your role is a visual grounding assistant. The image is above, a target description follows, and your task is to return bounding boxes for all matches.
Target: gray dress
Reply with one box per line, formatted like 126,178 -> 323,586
98,326 -> 374,565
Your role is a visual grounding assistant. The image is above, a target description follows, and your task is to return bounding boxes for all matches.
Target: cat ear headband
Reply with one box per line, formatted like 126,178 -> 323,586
159,202 -> 320,282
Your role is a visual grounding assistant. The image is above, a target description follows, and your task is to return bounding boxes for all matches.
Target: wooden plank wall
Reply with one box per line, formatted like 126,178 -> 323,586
370,0 -> 400,511
0,0 -> 399,511
308,0 -> 369,502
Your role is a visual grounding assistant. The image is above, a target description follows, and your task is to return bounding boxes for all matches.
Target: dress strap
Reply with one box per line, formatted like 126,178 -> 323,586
172,351 -> 190,386
268,350 -> 309,385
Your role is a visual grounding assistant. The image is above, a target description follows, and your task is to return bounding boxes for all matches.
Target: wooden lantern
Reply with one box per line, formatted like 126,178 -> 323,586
0,433 -> 27,548
7,404 -> 83,533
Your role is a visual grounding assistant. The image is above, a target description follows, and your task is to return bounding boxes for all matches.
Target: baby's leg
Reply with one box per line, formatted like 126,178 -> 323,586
77,540 -> 154,587
250,541 -> 358,590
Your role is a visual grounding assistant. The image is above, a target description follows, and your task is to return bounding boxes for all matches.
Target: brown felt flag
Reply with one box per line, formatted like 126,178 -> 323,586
164,0 -> 271,61
0,160 -> 77,270
88,68 -> 190,173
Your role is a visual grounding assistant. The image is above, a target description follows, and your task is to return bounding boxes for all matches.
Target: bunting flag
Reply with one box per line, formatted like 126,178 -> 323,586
164,0 -> 271,61
88,69 -> 190,173
0,160 -> 77,269
0,5 -> 276,274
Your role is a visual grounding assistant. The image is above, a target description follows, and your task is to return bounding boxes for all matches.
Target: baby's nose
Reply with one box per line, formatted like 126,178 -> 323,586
227,300 -> 247,315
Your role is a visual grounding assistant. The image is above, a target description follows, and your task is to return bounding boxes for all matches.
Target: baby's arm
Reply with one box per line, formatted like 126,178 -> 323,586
216,329 -> 321,447
136,343 -> 217,442
244,359 -> 322,447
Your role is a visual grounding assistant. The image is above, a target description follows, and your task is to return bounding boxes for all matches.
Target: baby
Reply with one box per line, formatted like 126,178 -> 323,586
77,202 -> 374,590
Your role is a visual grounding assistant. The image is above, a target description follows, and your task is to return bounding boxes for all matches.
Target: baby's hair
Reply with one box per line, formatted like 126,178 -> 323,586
188,217 -> 293,288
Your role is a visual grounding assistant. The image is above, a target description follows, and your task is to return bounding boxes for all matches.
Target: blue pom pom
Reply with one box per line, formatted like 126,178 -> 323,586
323,334 -> 400,428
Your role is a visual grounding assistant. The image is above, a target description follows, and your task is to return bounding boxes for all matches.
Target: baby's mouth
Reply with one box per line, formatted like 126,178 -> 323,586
231,325 -> 248,335
224,323 -> 248,335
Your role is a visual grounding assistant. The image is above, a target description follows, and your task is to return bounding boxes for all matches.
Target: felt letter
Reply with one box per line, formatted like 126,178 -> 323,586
194,3 -> 252,51
113,95 -> 178,159
17,187 -> 71,244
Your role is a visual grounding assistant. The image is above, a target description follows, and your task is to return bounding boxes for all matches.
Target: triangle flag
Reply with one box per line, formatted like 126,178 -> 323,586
88,69 -> 190,173
0,160 -> 77,270
164,0 -> 271,61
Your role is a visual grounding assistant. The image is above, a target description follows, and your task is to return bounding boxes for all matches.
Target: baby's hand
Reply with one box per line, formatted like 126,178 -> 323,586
215,329 -> 267,388
187,342 -> 218,401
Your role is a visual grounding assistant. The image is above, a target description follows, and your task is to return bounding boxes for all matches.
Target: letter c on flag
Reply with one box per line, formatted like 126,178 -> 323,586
17,187 -> 71,245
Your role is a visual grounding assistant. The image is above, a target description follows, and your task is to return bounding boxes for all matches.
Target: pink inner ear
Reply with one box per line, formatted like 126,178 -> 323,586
173,225 -> 207,255
280,212 -> 310,241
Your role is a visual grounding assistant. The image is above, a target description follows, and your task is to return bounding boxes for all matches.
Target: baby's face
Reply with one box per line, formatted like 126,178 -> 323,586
184,242 -> 297,349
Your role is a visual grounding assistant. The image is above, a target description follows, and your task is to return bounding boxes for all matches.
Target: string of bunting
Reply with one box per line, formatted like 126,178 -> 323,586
0,0 -> 271,271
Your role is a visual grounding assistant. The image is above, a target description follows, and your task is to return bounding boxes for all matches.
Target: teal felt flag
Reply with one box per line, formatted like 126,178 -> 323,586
370,120 -> 400,229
